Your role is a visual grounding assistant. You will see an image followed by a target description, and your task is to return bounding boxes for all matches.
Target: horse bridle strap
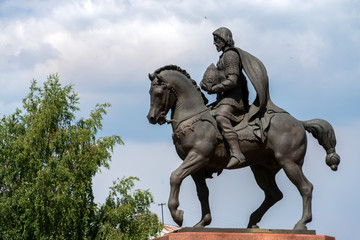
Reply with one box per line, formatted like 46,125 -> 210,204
161,85 -> 177,124
156,76 -> 208,128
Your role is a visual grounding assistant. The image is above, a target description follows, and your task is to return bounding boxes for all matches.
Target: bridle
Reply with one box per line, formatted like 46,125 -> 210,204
152,75 -> 178,124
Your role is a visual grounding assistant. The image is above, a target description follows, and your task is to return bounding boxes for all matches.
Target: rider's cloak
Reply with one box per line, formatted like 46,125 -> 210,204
234,47 -> 286,141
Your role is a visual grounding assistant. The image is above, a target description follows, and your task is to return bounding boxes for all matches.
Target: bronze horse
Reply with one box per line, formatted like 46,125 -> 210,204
147,65 -> 340,230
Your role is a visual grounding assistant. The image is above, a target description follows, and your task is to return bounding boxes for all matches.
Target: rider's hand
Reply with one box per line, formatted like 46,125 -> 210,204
200,82 -> 209,92
209,84 -> 221,94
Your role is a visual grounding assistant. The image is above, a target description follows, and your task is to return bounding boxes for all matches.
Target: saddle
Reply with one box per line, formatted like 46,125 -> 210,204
234,113 -> 258,142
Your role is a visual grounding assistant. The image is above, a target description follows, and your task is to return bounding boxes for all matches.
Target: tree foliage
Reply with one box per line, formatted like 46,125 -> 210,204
93,177 -> 163,240
0,75 -> 153,239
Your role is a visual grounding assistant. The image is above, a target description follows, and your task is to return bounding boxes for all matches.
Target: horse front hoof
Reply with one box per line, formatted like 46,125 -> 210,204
174,210 -> 184,227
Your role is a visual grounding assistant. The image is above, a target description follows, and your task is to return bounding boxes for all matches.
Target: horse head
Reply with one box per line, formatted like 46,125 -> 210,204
147,71 -> 177,125
147,65 -> 209,126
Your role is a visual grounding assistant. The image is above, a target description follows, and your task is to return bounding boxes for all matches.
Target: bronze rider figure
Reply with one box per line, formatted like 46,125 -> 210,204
207,27 -> 250,169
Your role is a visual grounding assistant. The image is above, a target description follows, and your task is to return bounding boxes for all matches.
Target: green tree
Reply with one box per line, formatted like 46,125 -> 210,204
0,75 -> 124,239
93,177 -> 163,240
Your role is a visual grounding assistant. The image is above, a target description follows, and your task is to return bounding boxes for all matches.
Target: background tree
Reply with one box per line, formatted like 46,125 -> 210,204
93,177 -> 163,240
0,75 -> 125,239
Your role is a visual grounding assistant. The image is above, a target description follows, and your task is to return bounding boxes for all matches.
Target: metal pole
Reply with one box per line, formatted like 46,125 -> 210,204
158,203 -> 166,225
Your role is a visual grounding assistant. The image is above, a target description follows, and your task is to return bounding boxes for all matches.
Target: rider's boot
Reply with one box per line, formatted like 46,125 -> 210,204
224,132 -> 246,169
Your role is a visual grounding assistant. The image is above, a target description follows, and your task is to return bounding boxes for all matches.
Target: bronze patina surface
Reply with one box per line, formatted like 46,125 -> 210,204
147,28 -> 340,230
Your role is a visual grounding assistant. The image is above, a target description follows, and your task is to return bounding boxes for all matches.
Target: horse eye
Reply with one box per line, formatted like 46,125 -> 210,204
150,87 -> 163,97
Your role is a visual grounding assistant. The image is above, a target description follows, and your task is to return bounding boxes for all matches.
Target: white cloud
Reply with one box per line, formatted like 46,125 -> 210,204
1,0 -> 357,123
1,0 -> 358,91
0,1 -> 216,88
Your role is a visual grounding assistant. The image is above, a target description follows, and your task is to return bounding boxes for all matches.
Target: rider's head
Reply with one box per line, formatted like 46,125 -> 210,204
212,27 -> 235,49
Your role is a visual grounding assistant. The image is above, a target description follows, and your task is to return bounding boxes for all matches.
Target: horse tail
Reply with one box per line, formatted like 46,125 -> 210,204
301,119 -> 340,171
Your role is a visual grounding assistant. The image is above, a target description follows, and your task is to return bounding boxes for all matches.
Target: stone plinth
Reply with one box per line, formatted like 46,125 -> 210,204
153,228 -> 335,240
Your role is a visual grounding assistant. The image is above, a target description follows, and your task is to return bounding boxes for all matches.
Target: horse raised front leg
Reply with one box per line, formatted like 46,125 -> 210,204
191,170 -> 211,227
168,149 -> 210,227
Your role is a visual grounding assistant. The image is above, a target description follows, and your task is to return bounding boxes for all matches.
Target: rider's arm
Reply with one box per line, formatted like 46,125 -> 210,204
210,50 -> 241,94
210,74 -> 238,93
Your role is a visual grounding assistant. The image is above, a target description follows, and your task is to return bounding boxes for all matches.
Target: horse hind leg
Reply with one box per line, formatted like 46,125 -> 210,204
268,114 -> 312,230
248,165 -> 283,228
191,170 -> 212,227
280,159 -> 313,230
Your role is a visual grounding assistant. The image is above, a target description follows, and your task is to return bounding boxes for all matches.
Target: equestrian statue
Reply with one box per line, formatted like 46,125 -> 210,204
146,27 -> 340,230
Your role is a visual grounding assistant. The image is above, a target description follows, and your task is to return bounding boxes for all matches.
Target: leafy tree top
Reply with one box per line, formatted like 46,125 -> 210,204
0,74 -> 124,239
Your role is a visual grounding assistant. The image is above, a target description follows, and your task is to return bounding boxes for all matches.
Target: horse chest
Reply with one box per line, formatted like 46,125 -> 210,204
172,117 -> 201,142
172,121 -> 202,159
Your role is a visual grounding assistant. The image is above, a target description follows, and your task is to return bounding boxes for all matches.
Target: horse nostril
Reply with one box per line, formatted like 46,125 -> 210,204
147,115 -> 156,124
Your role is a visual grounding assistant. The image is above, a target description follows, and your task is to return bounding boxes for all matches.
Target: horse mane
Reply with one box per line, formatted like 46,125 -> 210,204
153,65 -> 209,105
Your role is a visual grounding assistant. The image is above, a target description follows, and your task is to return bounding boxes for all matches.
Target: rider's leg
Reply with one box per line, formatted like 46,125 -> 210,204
216,115 -> 245,168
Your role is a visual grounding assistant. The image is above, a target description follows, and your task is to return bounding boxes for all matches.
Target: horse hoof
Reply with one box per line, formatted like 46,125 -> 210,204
193,222 -> 205,228
193,213 -> 212,228
251,225 -> 260,229
174,210 -> 184,227
294,223 -> 307,230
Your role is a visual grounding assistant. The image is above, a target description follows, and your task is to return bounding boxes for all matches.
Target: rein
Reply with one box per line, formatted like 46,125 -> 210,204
160,84 -> 177,124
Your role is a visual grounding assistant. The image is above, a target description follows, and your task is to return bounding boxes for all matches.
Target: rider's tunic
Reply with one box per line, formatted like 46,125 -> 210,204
212,49 -> 246,123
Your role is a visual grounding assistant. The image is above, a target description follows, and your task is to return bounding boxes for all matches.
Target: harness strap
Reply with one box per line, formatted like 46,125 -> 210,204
172,109 -> 223,144
172,108 -> 209,131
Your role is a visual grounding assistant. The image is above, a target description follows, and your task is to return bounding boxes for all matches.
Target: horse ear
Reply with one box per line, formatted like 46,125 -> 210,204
149,73 -> 155,81
155,74 -> 164,84
149,72 -> 165,85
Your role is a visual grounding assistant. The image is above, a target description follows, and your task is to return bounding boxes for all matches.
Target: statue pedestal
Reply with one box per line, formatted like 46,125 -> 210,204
153,228 -> 335,240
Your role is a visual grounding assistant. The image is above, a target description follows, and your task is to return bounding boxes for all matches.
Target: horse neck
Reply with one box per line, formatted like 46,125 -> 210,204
166,73 -> 207,125
173,91 -> 206,118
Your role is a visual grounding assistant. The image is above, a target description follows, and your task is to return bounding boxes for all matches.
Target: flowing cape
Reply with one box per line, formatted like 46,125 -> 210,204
234,47 -> 269,120
233,47 -> 286,141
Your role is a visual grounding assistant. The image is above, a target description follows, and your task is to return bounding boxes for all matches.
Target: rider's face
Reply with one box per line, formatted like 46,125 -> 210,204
213,36 -> 226,52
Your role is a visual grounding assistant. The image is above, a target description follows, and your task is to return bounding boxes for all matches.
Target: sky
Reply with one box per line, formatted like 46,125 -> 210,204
0,0 -> 359,239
